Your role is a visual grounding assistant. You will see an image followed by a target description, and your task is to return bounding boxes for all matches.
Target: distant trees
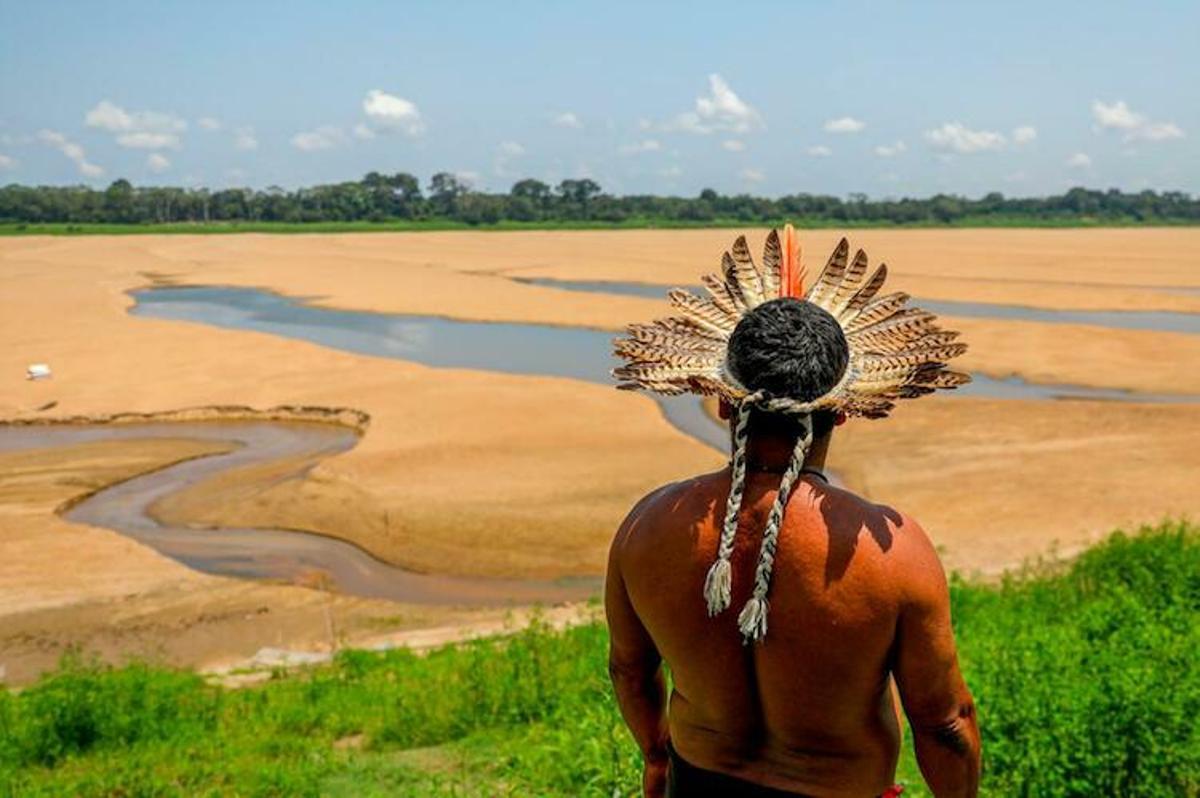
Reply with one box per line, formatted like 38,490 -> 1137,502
0,174 -> 1197,227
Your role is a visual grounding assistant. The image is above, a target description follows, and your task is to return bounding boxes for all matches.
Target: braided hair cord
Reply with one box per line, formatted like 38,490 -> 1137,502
737,413 -> 814,643
702,399 -> 756,615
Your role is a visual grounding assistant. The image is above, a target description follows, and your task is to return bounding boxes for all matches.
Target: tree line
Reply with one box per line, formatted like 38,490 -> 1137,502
1,173 -> 1197,226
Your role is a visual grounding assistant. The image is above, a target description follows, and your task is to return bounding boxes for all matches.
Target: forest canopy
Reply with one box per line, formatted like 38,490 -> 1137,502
1,174 -> 1197,227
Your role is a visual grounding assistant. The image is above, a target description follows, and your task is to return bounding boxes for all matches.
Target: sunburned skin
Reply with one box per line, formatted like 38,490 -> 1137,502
606,424 -> 981,798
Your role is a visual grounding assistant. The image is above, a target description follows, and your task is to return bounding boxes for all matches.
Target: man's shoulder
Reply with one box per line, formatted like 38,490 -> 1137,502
613,471 -> 725,547
634,470 -> 725,513
834,496 -> 946,598
809,487 -> 941,572
813,482 -> 909,534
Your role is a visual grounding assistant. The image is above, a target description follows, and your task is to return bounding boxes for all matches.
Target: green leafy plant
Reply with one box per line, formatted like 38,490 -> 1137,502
0,521 -> 1195,797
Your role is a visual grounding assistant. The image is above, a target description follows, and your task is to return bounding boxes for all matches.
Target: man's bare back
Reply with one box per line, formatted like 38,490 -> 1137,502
606,464 -> 980,797
606,229 -> 979,796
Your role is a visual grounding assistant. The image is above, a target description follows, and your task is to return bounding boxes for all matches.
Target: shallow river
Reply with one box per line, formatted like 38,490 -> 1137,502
512,276 -> 1200,335
132,285 -> 1199,427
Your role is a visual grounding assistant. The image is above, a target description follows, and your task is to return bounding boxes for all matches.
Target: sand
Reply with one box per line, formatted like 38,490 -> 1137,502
830,397 -> 1200,575
1,229 -> 1197,677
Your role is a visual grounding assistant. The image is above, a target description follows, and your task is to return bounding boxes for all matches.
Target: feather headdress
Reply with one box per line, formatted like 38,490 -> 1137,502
612,226 -> 969,642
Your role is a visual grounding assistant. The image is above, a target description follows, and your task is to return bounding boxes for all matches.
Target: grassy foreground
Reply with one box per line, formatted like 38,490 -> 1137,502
1,521 -> 1197,797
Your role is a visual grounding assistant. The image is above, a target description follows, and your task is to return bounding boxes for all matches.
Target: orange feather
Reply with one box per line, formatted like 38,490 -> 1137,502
781,223 -> 804,297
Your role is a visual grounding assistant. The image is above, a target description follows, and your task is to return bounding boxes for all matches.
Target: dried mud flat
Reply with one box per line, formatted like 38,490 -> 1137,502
1,229 -> 1198,681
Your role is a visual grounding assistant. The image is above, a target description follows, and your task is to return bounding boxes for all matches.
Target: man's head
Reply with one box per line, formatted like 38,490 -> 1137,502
725,298 -> 850,439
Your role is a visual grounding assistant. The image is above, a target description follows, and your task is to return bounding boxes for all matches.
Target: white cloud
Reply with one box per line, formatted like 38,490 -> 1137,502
1133,121 -> 1184,141
291,126 -> 346,151
353,123 -> 376,140
696,75 -> 759,129
455,170 -> 480,187
1091,100 -> 1142,131
362,89 -> 424,136
1066,152 -> 1092,168
873,140 -> 907,157
739,167 -> 765,183
0,154 -> 15,170
84,100 -> 134,131
552,111 -> 582,129
1092,100 -> 1184,142
824,116 -> 865,134
806,145 -> 832,157
1011,126 -> 1037,144
619,139 -> 661,155
668,74 -> 762,135
659,165 -> 683,178
117,132 -> 181,150
925,122 -> 1006,154
198,117 -> 222,131
146,153 -> 170,173
494,141 -> 526,176
233,127 -> 258,150
85,100 -> 186,150
722,139 -> 746,152
37,129 -> 104,177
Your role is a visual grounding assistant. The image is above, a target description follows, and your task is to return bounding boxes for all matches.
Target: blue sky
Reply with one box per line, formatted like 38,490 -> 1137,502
1,1 -> 1195,197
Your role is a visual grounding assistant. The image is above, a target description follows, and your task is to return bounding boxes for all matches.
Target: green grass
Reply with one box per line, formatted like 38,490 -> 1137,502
2,520 -> 1197,796
2,216 -> 1198,236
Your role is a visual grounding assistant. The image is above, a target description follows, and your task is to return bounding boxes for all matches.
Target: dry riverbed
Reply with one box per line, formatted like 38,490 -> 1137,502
2,230 -> 1197,678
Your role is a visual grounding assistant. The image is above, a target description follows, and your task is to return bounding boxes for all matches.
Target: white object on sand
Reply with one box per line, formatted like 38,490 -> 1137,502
26,363 -> 52,380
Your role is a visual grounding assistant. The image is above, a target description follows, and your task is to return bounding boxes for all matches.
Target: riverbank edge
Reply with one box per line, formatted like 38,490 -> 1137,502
5,219 -> 1200,236
0,404 -> 370,432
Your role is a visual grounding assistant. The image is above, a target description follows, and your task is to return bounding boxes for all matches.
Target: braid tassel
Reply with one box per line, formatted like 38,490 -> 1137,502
738,414 -> 813,643
703,400 -> 754,616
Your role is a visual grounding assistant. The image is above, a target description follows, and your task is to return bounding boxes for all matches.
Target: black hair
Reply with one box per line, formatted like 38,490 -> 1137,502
727,298 -> 849,438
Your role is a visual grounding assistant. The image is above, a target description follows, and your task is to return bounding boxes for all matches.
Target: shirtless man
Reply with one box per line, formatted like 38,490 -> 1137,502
608,231 -> 980,797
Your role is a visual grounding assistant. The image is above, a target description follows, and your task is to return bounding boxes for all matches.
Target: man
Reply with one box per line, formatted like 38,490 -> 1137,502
607,229 -> 981,797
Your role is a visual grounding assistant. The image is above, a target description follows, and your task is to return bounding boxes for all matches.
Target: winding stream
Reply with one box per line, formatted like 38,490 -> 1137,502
0,422 -> 596,605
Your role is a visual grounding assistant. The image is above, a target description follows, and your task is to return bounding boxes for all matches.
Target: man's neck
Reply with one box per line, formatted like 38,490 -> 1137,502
742,432 -> 830,473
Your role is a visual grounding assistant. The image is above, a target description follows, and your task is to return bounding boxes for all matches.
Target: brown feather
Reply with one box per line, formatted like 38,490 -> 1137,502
858,345 -> 968,371
701,273 -> 746,316
836,264 -> 889,320
847,308 -> 938,339
826,248 -> 870,311
911,369 -> 972,388
622,324 -> 726,352
760,230 -> 782,298
612,340 -> 723,369
615,379 -> 689,395
805,237 -> 849,305
851,330 -> 962,355
651,316 -> 728,341
612,363 -> 712,384
668,289 -> 738,334
730,235 -> 765,305
845,291 -> 911,333
721,252 -> 749,309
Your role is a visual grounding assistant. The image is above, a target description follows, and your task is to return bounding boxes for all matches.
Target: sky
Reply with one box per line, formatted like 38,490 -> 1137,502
0,1 -> 1196,198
